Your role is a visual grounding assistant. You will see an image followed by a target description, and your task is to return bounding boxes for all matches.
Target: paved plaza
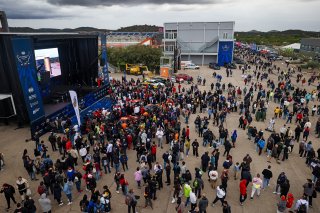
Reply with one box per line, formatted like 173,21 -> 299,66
0,60 -> 319,213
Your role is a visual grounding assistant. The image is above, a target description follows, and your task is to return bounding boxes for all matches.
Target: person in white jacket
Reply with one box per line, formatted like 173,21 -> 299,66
212,185 -> 226,207
189,189 -> 197,211
209,170 -> 218,189
294,195 -> 309,213
156,128 -> 164,148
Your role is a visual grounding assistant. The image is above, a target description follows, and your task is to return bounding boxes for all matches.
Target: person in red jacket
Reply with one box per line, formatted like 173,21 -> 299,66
286,193 -> 294,209
240,179 -> 247,206
151,142 -> 157,163
186,126 -> 190,139
127,134 -> 133,150
65,140 -> 72,151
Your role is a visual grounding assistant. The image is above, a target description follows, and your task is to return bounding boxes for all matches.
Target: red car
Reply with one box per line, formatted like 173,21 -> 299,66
175,73 -> 193,82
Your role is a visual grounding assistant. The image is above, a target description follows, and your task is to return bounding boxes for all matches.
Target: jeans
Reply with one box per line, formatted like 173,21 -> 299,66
103,164 -> 111,173
203,140 -> 208,147
312,175 -> 318,183
219,138 -> 225,145
29,171 -> 36,180
186,148 -> 189,156
262,178 -> 270,189
75,181 -> 81,192
66,193 -> 72,202
114,163 -> 120,173
185,197 -> 190,206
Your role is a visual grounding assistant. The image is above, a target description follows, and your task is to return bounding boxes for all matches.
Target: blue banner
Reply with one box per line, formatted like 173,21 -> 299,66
11,38 -> 45,125
100,34 -> 109,84
217,41 -> 234,66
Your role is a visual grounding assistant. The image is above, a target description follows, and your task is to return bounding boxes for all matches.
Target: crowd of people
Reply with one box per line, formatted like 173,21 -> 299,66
1,46 -> 320,213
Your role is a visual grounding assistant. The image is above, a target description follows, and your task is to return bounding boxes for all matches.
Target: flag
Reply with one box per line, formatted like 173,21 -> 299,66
69,90 -> 81,127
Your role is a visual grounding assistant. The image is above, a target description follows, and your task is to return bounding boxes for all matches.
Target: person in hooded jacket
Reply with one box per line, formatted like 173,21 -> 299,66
38,193 -> 52,213
277,195 -> 287,213
286,193 -> 294,210
79,194 -> 89,213
239,179 -> 247,206
198,194 -> 208,213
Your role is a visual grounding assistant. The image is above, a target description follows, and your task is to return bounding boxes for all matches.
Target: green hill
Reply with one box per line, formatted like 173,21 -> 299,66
235,30 -> 320,46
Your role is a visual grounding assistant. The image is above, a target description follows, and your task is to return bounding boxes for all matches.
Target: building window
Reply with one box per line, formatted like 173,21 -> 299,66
223,32 -> 228,39
165,30 -> 177,39
165,45 -> 175,52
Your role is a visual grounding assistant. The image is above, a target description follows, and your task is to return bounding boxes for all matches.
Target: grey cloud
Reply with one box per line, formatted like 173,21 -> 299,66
5,10 -> 70,19
47,0 -> 218,6
0,0 -> 72,19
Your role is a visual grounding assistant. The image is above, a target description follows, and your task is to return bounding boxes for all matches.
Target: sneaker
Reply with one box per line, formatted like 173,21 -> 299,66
59,202 -> 64,206
116,191 -> 120,194
212,203 -> 215,207
250,197 -> 253,200
171,198 -> 176,203
273,191 -> 277,194
240,202 -> 243,206
277,192 -> 280,195
67,202 -> 72,205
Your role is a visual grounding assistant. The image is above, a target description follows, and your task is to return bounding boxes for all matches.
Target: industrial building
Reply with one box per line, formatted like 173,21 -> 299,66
163,22 -> 235,66
300,38 -> 320,56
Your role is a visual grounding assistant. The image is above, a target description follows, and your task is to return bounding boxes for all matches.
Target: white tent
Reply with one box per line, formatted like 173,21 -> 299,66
281,43 -> 301,51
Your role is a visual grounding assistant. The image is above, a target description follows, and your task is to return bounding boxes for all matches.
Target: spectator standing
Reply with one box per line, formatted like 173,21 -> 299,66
262,165 -> 273,189
38,193 -> 52,213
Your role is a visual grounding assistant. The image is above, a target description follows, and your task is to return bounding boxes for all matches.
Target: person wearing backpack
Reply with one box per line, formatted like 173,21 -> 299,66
126,189 -> 137,213
277,195 -> 287,213
274,172 -> 287,195
193,177 -> 204,199
143,183 -> 153,209
302,179 -> 314,208
0,183 -> 17,211
79,194 -> 89,213
294,195 -> 309,213
222,200 -> 231,213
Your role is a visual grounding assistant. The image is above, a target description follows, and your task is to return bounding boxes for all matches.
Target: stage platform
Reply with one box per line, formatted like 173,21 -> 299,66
44,102 -> 70,117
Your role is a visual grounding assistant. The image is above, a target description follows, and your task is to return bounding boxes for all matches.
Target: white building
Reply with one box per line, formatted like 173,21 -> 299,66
163,22 -> 235,66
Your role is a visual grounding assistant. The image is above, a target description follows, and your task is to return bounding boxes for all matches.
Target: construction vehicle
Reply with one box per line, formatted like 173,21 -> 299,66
125,64 -> 149,75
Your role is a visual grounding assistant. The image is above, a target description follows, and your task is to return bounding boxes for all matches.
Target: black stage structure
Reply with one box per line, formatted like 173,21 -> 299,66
0,32 -> 101,136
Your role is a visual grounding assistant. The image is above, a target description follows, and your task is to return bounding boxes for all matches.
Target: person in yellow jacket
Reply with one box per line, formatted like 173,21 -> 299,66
274,107 -> 281,118
183,183 -> 191,207
185,139 -> 191,157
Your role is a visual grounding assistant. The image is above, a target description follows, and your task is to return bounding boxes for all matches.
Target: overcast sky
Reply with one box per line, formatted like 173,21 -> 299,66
1,0 -> 320,31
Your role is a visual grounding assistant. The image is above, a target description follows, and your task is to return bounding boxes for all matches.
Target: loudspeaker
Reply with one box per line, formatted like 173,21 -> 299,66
0,97 -> 15,118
